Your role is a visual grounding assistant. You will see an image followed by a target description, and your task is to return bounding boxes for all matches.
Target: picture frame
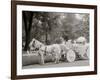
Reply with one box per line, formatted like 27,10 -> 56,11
11,1 -> 97,80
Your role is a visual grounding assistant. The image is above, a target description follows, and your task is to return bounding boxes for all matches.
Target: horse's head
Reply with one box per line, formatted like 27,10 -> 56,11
29,38 -> 44,51
32,39 -> 36,47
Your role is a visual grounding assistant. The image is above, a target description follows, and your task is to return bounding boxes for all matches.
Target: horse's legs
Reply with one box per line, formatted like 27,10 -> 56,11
54,53 -> 60,64
39,52 -> 45,65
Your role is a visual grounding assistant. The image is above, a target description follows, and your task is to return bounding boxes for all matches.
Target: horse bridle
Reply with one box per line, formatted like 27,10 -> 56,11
31,40 -> 39,51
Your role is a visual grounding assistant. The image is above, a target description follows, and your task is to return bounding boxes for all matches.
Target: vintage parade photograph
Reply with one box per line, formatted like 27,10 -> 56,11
22,11 -> 90,69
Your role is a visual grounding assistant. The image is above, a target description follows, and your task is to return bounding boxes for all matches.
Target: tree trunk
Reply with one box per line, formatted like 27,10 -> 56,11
23,12 -> 33,51
23,12 -> 28,50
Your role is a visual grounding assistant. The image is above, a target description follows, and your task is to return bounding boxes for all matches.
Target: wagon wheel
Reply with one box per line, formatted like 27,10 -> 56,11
66,49 -> 76,62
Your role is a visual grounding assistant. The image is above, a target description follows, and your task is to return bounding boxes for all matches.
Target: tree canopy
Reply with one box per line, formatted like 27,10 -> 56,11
22,11 -> 89,51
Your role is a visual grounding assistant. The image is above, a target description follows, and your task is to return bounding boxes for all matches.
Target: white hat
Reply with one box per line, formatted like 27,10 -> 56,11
76,36 -> 86,42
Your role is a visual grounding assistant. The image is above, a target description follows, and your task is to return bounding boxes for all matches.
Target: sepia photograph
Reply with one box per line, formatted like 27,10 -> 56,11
22,11 -> 90,69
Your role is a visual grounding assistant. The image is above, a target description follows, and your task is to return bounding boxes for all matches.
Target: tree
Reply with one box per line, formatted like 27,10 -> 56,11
23,11 -> 33,50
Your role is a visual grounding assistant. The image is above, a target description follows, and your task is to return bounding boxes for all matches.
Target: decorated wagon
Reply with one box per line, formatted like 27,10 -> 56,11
63,36 -> 89,63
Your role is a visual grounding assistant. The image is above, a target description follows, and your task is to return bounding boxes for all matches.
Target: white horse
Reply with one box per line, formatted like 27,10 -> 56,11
39,44 -> 61,64
27,38 -> 62,64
